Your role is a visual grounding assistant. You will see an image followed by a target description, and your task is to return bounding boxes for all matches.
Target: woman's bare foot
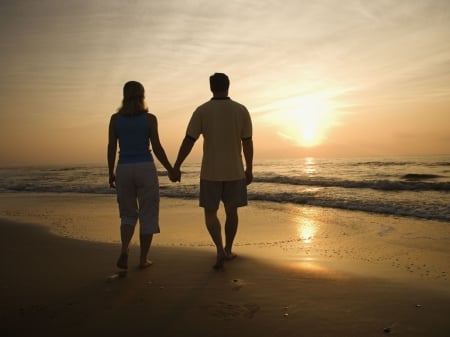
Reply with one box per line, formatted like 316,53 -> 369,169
116,252 -> 129,270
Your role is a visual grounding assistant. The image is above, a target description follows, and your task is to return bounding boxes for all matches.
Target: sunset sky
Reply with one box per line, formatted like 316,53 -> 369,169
1,0 -> 449,166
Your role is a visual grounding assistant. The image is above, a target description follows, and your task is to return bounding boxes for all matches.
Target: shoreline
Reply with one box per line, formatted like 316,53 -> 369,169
1,192 -> 450,285
1,190 -> 450,336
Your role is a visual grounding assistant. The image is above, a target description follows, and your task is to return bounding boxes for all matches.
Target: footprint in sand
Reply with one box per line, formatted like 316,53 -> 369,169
203,301 -> 260,320
106,271 -> 127,282
231,278 -> 245,291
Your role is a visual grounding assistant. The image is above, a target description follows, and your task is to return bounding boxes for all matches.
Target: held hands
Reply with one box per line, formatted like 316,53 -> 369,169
168,167 -> 181,182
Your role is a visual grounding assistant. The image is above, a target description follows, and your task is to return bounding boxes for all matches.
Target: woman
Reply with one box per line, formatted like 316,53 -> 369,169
107,81 -> 176,270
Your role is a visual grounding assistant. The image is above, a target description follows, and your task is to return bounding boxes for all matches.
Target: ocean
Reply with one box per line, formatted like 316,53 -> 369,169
1,155 -> 449,222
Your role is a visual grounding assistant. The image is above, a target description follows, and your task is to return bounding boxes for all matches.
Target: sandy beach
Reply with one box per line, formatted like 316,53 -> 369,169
1,192 -> 450,337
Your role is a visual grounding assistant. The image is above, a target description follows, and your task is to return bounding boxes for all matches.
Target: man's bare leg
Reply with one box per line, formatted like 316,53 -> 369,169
224,205 -> 238,259
204,209 -> 226,269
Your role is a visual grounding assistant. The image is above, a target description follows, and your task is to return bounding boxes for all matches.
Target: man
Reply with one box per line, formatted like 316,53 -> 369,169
174,73 -> 253,269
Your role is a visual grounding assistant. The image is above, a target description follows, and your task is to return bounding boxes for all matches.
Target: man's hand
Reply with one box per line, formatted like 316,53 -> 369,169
245,169 -> 253,185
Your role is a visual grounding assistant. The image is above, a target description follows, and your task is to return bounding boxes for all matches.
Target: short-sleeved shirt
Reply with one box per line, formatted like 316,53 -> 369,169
186,97 -> 252,181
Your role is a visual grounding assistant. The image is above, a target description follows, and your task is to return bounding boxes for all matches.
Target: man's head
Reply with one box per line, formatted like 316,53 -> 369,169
209,73 -> 230,94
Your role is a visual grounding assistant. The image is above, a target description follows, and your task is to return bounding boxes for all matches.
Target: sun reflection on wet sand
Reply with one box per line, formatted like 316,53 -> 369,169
296,208 -> 319,244
283,255 -> 351,279
283,256 -> 343,278
298,218 -> 316,243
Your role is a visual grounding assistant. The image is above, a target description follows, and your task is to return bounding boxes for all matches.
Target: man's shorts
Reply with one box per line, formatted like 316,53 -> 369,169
116,161 -> 160,234
199,179 -> 248,211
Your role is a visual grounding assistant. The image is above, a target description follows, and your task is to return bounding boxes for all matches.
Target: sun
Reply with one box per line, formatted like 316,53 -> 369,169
258,88 -> 344,149
272,94 -> 333,147
301,124 -> 318,147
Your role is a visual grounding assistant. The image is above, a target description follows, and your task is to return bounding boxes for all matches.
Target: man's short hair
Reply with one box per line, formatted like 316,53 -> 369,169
209,73 -> 230,93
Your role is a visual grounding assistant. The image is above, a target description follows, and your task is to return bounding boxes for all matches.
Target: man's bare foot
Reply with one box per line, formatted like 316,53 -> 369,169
213,255 -> 226,270
224,247 -> 237,260
139,260 -> 153,269
225,252 -> 237,260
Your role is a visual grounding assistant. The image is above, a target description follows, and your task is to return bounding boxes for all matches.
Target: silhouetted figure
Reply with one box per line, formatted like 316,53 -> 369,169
108,81 -> 176,270
174,73 -> 253,269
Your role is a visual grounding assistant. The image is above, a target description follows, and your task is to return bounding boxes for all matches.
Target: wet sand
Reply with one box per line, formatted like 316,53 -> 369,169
1,193 -> 450,336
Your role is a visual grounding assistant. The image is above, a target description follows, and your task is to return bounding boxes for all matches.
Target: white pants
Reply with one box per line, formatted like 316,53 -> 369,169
115,161 -> 160,235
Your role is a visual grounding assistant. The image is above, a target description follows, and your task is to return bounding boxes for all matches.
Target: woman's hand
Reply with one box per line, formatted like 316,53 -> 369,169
109,173 -> 116,188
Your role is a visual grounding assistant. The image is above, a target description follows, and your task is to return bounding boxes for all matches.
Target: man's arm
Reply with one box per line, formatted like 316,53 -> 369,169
242,138 -> 253,185
174,136 -> 196,178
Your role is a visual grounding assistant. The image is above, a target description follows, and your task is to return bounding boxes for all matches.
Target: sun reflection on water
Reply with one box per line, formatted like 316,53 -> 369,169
303,156 -> 316,175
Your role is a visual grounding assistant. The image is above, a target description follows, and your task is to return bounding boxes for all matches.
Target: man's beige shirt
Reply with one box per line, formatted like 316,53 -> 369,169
186,98 -> 252,181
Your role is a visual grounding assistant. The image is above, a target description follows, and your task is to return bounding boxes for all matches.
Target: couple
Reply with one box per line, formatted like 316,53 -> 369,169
107,73 -> 254,270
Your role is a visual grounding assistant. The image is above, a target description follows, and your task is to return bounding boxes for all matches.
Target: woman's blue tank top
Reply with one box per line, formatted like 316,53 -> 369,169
115,113 -> 153,164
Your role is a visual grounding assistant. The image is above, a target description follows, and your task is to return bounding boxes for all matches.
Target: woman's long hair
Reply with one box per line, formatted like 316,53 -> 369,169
118,81 -> 148,116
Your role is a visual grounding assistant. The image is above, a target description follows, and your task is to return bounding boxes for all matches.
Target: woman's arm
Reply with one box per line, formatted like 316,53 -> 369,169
107,114 -> 118,188
148,113 -> 176,179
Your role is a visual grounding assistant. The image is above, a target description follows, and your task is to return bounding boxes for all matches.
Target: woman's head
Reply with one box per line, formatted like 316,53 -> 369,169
118,81 -> 148,115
